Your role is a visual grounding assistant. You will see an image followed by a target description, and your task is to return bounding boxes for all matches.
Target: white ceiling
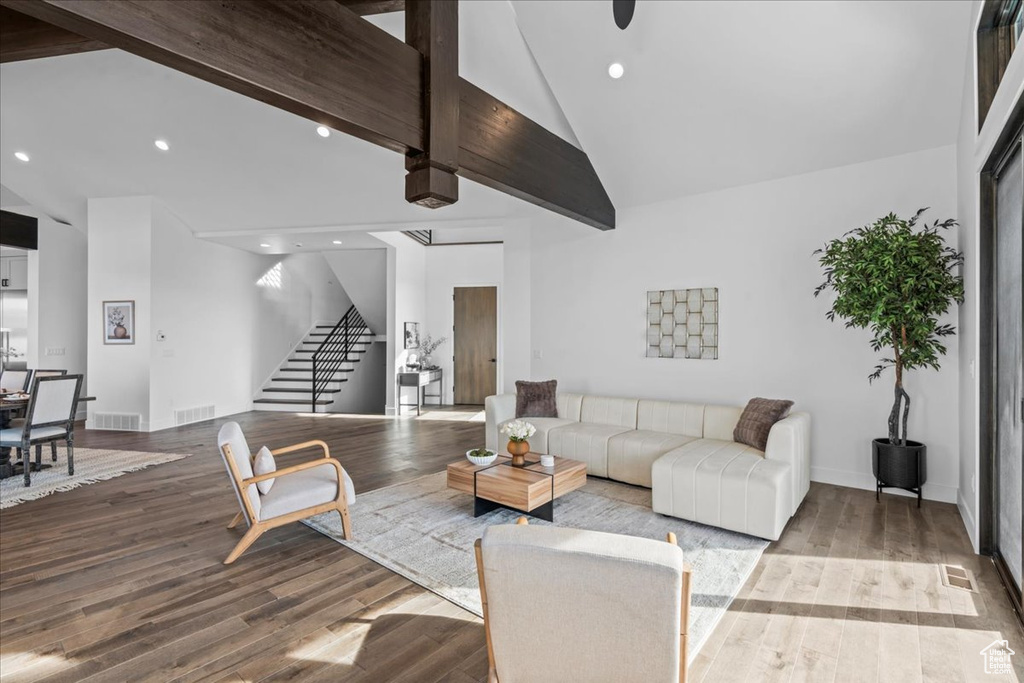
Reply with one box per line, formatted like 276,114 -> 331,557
512,0 -> 972,208
0,0 -> 971,240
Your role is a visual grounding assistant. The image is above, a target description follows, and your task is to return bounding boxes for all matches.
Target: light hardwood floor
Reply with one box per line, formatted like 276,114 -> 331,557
0,410 -> 1021,682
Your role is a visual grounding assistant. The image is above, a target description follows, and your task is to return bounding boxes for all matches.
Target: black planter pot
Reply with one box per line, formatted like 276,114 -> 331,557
872,438 -> 927,508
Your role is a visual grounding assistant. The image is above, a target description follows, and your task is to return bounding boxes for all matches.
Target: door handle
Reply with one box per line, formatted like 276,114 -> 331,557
490,358 -> 496,363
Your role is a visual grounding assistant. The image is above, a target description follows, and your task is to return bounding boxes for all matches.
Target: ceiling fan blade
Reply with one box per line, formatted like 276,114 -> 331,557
613,0 -> 636,30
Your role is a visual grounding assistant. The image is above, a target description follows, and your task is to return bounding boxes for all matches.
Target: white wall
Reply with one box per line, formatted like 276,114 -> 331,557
955,0 -> 1024,549
425,243 -> 504,404
27,217 -> 88,407
330,341 -> 386,414
529,145 -> 962,503
88,196 -> 351,431
371,232 -> 426,413
323,249 -> 387,334
86,196 -> 154,428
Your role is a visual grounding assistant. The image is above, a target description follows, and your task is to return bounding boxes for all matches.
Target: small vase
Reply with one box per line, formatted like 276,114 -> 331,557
114,325 -> 128,339
507,440 -> 529,467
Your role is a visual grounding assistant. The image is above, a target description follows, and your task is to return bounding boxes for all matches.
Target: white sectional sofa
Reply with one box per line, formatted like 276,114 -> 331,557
485,392 -> 811,540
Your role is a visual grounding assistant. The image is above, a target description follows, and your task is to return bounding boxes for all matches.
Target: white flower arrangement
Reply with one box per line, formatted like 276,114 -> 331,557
500,419 -> 536,442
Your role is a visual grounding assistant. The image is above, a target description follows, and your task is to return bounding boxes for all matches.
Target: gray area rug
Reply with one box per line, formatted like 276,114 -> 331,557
303,471 -> 768,659
0,447 -> 191,509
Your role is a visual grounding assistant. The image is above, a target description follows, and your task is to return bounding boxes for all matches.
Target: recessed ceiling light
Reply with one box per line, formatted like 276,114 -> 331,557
154,139 -> 170,151
260,243 -> 271,248
608,62 -> 624,79
316,126 -> 331,138
14,152 -> 29,162
332,240 -> 343,245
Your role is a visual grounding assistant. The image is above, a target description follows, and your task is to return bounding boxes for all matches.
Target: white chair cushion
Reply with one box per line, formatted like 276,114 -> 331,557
497,417 -> 576,454
607,430 -> 696,488
651,439 -> 791,540
636,400 -> 705,437
259,463 -> 355,521
579,396 -> 639,428
481,524 -> 683,683
253,446 -> 276,495
0,426 -> 67,444
217,422 -> 261,518
545,422 -> 632,478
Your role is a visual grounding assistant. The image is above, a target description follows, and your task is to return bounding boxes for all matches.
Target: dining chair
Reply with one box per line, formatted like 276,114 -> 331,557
0,374 -> 83,487
217,421 -> 355,564
0,369 -> 30,392
475,519 -> 693,683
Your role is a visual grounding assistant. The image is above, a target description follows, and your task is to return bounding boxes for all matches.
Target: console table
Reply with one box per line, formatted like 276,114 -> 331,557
396,368 -> 443,416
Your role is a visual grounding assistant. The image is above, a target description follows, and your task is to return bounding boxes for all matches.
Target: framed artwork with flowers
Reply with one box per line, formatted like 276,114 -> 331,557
103,300 -> 135,345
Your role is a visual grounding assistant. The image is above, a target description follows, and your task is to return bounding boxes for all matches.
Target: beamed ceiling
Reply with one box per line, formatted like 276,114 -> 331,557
0,0 -> 971,241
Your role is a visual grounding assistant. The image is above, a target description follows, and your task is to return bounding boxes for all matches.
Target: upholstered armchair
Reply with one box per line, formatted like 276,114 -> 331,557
475,520 -> 693,683
217,421 -> 354,564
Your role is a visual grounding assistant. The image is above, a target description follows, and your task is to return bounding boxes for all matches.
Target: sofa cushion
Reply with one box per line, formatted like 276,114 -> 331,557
498,417 -> 576,454
555,393 -> 584,421
651,439 -> 791,540
734,398 -> 794,451
545,422 -> 632,478
579,396 -> 639,429
607,430 -> 696,487
516,380 -> 558,418
636,400 -> 705,438
703,405 -> 744,441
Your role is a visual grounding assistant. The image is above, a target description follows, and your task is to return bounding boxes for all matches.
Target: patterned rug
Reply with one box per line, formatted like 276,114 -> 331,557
0,447 -> 192,509
303,471 -> 768,661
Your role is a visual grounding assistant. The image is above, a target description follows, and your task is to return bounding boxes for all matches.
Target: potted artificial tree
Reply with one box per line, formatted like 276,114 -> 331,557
814,208 -> 964,507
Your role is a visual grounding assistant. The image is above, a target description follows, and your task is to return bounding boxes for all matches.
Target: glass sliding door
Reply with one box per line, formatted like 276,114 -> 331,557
994,134 -> 1023,597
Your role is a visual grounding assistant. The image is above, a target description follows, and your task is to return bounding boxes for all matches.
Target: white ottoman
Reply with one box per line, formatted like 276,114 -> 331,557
651,440 -> 793,541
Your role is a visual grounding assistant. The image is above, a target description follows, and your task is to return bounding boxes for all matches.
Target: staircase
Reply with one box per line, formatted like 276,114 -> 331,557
253,306 -> 373,412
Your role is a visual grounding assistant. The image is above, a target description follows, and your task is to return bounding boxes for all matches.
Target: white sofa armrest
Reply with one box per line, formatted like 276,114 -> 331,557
485,394 -> 517,452
764,411 -> 811,516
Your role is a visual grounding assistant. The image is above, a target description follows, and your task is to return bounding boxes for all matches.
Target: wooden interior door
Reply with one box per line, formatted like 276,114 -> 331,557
454,286 -> 497,405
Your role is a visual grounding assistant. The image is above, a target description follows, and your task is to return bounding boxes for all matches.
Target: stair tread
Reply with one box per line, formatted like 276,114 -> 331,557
279,368 -> 354,373
263,388 -> 340,394
271,377 -> 348,382
254,398 -> 332,405
287,360 -> 358,366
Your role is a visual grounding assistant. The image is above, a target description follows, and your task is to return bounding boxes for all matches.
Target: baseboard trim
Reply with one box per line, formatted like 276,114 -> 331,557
810,465 -> 957,504
957,490 -> 979,553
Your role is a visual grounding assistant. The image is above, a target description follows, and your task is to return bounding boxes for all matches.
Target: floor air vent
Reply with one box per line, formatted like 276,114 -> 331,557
174,405 -> 215,426
940,565 -> 977,592
93,412 -> 142,431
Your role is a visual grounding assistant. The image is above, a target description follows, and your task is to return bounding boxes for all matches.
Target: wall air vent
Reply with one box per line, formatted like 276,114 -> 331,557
93,412 -> 142,431
174,405 -> 216,426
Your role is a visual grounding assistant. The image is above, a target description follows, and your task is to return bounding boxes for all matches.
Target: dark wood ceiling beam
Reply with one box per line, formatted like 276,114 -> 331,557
458,80 -> 614,230
404,0 -> 458,208
336,0 -> 404,16
2,0 -> 423,153
1,0 -> 615,230
0,6 -> 108,63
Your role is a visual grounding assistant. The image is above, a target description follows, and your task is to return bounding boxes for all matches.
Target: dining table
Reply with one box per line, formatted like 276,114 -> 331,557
0,395 -> 96,480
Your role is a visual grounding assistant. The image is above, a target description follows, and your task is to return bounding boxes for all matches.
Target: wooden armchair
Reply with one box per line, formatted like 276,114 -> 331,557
217,421 -> 354,564
474,518 -> 693,683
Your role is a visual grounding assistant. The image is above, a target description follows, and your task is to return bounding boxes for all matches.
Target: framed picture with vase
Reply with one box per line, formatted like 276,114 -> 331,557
103,300 -> 135,345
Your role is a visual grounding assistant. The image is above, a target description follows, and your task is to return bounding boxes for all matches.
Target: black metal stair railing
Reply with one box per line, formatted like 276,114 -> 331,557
311,305 -> 369,412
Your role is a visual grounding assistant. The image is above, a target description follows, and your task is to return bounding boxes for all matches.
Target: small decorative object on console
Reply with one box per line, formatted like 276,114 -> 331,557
466,448 -> 498,466
540,454 -> 555,468
501,419 -> 536,467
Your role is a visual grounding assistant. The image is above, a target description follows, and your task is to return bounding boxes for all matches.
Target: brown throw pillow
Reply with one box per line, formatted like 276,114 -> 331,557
515,380 -> 558,418
734,398 -> 794,451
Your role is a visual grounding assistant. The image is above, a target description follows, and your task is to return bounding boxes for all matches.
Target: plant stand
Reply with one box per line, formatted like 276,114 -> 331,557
872,438 -> 927,508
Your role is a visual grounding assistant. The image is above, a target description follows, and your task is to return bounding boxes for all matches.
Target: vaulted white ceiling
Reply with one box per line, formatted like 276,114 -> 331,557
0,0 -> 971,238
512,0 -> 972,208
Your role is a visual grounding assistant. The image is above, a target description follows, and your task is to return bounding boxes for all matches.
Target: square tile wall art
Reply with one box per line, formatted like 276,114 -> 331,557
646,288 -> 718,359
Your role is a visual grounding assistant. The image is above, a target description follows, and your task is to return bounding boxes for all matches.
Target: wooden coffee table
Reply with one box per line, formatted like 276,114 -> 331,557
446,454 -> 587,521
